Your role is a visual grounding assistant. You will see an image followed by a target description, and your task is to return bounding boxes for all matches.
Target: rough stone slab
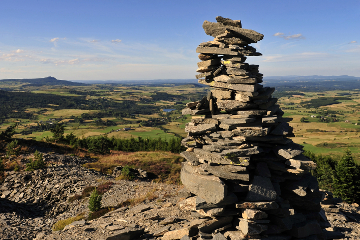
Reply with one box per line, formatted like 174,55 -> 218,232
236,201 -> 279,210
233,126 -> 268,137
198,216 -> 233,233
191,117 -> 218,125
238,219 -> 268,236
236,109 -> 267,117
213,81 -> 261,92
285,155 -> 317,171
289,220 -> 322,238
211,89 -> 232,100
201,164 -> 249,181
202,20 -> 264,43
105,227 -> 144,240
262,116 -> 280,124
216,16 -> 242,27
269,213 -> 306,232
245,176 -> 277,202
193,148 -> 233,164
195,194 -> 238,209
275,145 -> 303,159
197,207 -> 225,217
221,61 -> 247,68
161,226 -> 198,240
180,151 -> 200,166
270,122 -> 290,136
195,71 -> 213,80
180,163 -> 228,204
242,209 -> 268,220
217,100 -> 257,111
283,174 -> 319,197
182,108 -> 210,115
224,231 -> 246,240
226,67 -> 248,75
209,138 -> 245,146
213,233 -> 227,240
259,98 -> 278,109
245,135 -> 287,144
220,117 -> 257,126
185,123 -> 217,134
196,46 -> 239,55
220,146 -> 261,157
252,87 -> 275,100
197,58 -> 221,68
215,74 -> 258,84
222,55 -> 247,62
196,65 -> 218,73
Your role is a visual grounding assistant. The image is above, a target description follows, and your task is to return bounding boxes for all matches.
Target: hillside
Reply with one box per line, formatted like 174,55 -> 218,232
0,76 -> 87,90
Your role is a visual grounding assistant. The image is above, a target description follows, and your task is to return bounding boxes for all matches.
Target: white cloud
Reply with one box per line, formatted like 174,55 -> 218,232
90,40 -> 99,43
111,39 -> 122,43
50,38 -> 59,43
349,41 -> 357,44
15,49 -> 24,53
274,32 -> 284,37
274,32 -> 305,40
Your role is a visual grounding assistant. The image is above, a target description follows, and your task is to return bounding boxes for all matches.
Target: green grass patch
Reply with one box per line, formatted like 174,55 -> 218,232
131,129 -> 176,140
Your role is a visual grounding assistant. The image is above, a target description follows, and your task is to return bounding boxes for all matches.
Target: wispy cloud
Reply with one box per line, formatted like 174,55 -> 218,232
50,37 -> 59,43
349,40 -> 357,44
111,39 -> 122,43
274,32 -> 305,40
90,40 -> 99,43
15,49 -> 24,53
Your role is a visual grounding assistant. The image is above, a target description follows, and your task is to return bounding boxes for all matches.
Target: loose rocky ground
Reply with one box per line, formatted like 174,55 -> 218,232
1,153 -> 360,240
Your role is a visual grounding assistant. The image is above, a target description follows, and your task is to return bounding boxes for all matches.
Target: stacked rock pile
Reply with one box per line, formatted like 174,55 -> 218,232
180,17 -> 326,239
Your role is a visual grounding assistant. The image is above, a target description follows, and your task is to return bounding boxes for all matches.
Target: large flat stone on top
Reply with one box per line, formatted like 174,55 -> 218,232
245,176 -> 277,202
180,163 -> 228,204
203,20 -> 264,43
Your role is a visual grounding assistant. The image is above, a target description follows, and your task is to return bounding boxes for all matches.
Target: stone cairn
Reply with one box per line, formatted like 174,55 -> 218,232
180,17 -> 326,239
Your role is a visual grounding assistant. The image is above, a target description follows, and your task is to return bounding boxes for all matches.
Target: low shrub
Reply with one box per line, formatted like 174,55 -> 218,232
97,181 -> 114,194
25,150 -> 45,171
52,212 -> 85,231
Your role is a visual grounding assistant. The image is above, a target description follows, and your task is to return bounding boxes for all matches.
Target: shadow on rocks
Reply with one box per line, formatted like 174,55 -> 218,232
0,198 -> 46,217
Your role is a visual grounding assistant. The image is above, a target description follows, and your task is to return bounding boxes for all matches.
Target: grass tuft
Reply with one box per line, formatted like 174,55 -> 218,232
52,212 -> 85,231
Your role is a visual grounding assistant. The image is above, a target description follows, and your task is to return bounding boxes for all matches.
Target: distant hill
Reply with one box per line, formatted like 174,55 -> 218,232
73,79 -> 199,85
263,75 -> 360,91
0,76 -> 87,88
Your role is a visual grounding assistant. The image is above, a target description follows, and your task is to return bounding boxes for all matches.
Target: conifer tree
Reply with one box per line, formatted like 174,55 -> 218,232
333,150 -> 360,203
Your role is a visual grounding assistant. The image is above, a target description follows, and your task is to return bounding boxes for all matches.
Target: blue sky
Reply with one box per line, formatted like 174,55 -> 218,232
1,0 -> 359,80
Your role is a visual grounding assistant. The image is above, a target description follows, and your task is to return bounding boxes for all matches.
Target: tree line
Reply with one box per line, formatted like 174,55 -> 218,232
305,150 -> 360,203
46,124 -> 184,154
